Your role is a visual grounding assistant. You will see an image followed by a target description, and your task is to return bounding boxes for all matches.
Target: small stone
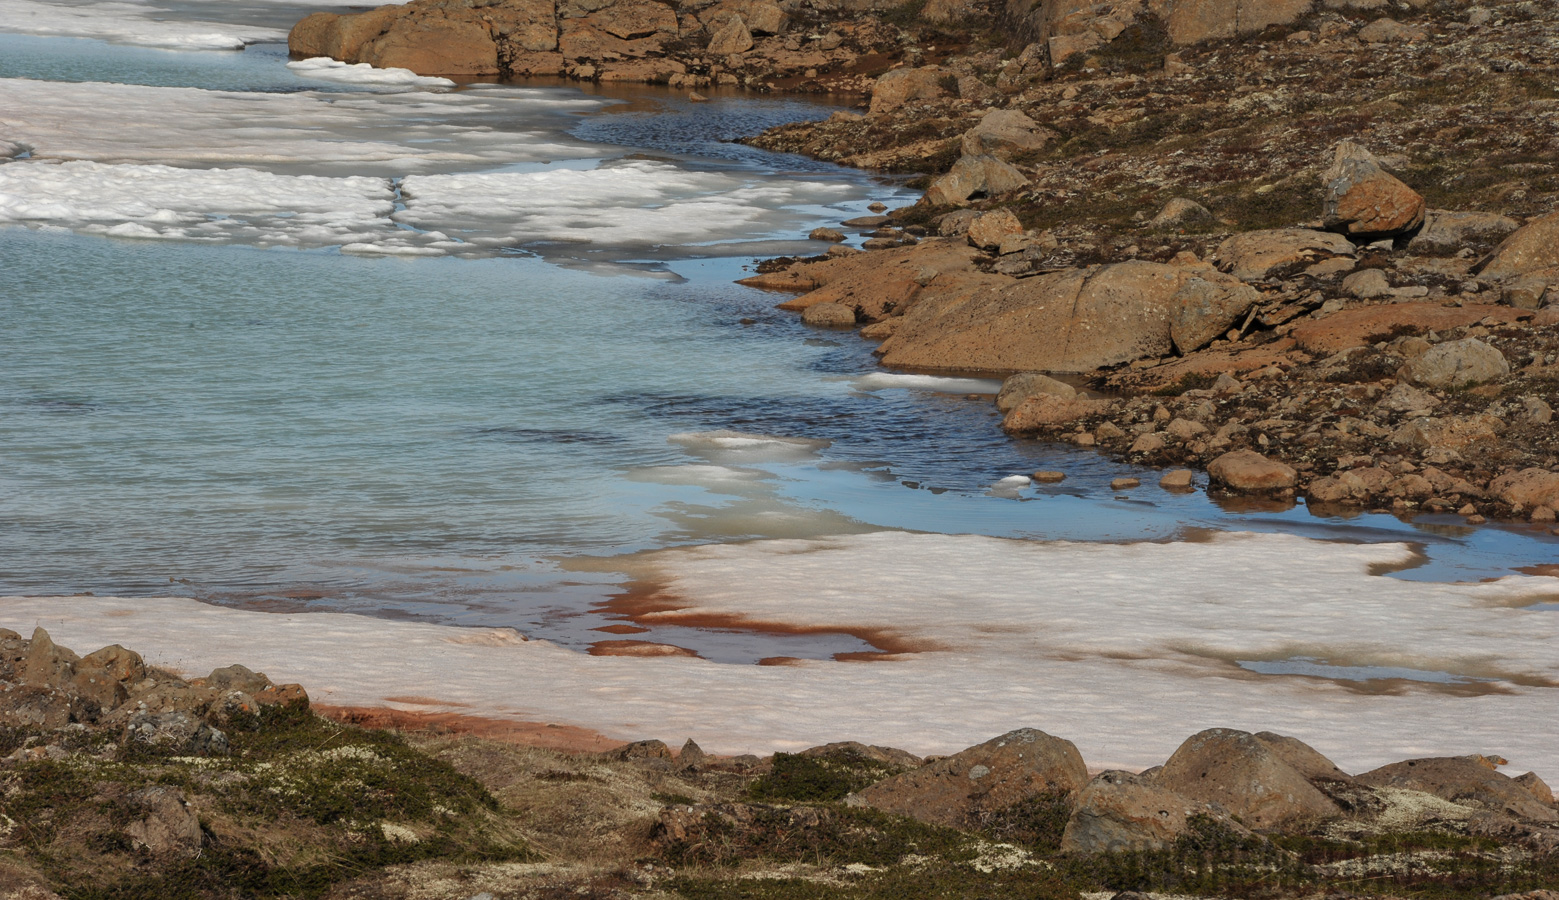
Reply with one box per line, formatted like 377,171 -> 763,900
1457,504 -> 1477,516
1534,507 -> 1557,524
1110,477 -> 1141,490
1032,471 -> 1067,483
1160,469 -> 1194,490
1466,514 -> 1486,524
809,227 -> 846,242
868,202 -> 888,213
966,209 -> 1025,251
688,92 -> 708,102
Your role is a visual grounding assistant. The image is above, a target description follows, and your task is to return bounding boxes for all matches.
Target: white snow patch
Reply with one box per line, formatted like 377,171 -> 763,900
0,0 -> 285,49
286,58 -> 455,92
4,532 -> 1558,779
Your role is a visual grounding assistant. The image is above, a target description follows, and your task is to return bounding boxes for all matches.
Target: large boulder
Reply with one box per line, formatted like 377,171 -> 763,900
852,728 -> 1087,828
1408,210 -> 1521,255
869,66 -> 952,115
1060,770 -> 1208,854
966,209 -> 1024,251
1321,142 -> 1426,239
289,7 -> 406,61
1488,468 -> 1559,510
1002,394 -> 1112,432
996,372 -> 1077,413
706,14 -> 754,54
961,109 -> 1056,160
1478,210 -> 1559,280
924,154 -> 1030,206
361,16 -> 500,74
1156,729 -> 1343,831
1213,229 -> 1356,282
1400,338 -> 1509,389
877,260 -> 1258,374
1207,450 -> 1296,492
1152,0 -> 1316,44
1358,757 -> 1559,823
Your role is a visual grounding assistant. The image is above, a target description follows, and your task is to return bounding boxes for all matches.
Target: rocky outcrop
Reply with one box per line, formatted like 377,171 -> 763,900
924,154 -> 1030,207
1478,210 -> 1559,281
290,0 -> 894,86
1013,0 -> 1317,63
852,728 -> 1087,828
877,260 -> 1259,374
1321,141 -> 1426,240
1358,756 -> 1559,823
0,628 -> 307,751
1213,229 -> 1356,282
1060,770 -> 1213,853
1156,729 -> 1343,831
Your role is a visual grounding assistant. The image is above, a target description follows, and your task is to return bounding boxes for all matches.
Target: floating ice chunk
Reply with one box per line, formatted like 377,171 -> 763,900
987,475 -> 1032,498
287,58 -> 456,92
0,0 -> 285,49
851,373 -> 1004,394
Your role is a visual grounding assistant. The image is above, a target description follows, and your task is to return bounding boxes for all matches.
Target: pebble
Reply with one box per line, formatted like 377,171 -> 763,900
1110,477 -> 1141,490
1466,514 -> 1487,525
1159,469 -> 1195,490
1032,471 -> 1066,483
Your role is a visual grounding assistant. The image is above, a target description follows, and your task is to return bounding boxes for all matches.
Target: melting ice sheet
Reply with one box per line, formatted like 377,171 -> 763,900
0,79 -> 865,255
0,0 -> 287,49
6,532 -> 1558,777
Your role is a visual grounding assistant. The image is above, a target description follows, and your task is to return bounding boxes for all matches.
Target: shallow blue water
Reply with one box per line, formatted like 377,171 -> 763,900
2,31 -> 1556,666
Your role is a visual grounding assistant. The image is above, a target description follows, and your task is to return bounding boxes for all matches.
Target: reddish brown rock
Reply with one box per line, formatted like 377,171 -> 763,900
868,66 -> 952,115
1207,450 -> 1297,492
1002,394 -> 1112,432
1288,303 -> 1519,355
1479,210 -> 1559,281
1156,728 -> 1342,831
1213,228 -> 1356,282
1489,468 -> 1559,510
853,727 -> 1087,828
363,17 -> 500,75
1321,141 -> 1426,239
879,261 -> 1256,374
